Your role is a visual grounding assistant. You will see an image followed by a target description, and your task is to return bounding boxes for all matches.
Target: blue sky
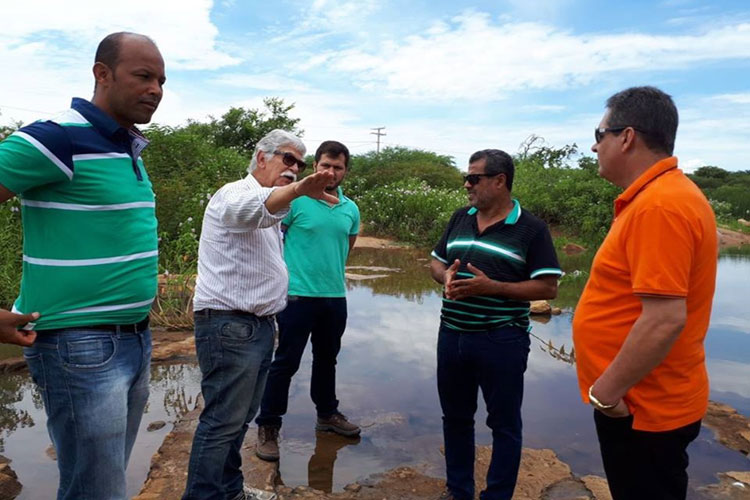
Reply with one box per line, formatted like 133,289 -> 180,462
2,0 -> 749,171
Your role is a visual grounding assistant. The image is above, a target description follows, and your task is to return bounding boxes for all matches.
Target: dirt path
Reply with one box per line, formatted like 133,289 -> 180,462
353,236 -> 407,249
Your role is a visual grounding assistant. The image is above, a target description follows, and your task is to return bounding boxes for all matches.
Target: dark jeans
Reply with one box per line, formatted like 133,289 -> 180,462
437,324 -> 530,500
183,310 -> 275,500
594,411 -> 701,500
256,296 -> 347,427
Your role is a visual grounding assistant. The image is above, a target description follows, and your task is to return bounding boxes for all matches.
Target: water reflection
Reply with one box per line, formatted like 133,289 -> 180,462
307,431 -> 361,492
0,363 -> 203,499
0,373 -> 39,453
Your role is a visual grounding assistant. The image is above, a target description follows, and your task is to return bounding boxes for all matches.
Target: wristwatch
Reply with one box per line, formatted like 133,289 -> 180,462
588,385 -> 618,411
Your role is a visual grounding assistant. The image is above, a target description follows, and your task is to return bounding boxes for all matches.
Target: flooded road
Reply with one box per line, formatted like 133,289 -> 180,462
0,248 -> 748,498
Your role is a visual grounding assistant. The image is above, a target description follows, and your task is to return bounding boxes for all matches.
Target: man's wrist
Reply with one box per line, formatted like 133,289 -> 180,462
588,385 -> 619,411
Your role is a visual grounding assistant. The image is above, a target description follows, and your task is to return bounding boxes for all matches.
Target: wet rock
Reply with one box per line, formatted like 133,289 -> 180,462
147,421 -> 167,432
542,477 -> 594,499
699,470 -> 750,499
345,273 -> 391,281
46,445 -> 57,461
151,331 -> 196,363
0,456 -> 22,499
346,266 -> 402,273
530,300 -> 552,315
704,401 -> 750,455
551,307 -> 563,315
343,483 -> 362,492
0,358 -> 27,374
358,411 -> 407,430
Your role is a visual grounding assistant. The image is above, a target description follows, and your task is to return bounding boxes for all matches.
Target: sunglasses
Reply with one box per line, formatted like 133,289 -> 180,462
273,150 -> 307,172
463,173 -> 499,186
594,126 -> 654,144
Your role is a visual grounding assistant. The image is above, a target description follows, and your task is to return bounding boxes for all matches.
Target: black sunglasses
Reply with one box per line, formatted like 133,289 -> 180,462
463,173 -> 499,186
273,150 -> 306,172
594,126 -> 654,144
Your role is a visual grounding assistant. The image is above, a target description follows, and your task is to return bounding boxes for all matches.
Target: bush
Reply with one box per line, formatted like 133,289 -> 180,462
356,179 -> 467,247
0,200 -> 22,308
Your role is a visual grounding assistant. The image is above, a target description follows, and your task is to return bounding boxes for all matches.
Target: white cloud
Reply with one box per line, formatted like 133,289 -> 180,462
211,73 -> 311,92
309,12 -> 750,101
1,0 -> 239,70
710,93 -> 750,105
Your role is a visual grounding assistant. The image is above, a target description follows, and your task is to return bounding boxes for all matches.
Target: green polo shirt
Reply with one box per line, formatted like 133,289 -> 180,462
283,187 -> 360,297
0,98 -> 157,330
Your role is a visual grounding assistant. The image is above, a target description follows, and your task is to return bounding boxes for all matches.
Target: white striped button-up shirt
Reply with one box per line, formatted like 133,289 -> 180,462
193,175 -> 290,316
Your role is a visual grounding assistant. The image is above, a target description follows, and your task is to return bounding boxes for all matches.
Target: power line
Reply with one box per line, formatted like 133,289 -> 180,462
370,126 -> 386,154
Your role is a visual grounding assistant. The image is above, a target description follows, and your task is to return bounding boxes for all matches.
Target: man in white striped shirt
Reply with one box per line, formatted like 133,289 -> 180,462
183,129 -> 338,500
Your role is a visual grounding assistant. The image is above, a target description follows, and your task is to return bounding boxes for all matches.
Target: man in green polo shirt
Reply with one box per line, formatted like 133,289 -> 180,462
256,140 -> 361,462
0,32 -> 165,500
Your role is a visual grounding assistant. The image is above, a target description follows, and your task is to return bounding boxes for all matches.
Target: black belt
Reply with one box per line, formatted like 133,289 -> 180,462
194,308 -> 271,320
37,317 -> 150,335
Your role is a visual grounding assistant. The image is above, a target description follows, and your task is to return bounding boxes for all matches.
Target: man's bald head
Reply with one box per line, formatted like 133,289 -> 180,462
95,32 -> 157,74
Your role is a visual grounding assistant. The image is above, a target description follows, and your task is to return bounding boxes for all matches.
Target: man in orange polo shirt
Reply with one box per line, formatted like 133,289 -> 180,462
572,86 -> 717,500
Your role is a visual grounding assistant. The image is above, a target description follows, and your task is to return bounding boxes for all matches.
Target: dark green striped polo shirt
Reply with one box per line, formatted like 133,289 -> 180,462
431,200 -> 562,332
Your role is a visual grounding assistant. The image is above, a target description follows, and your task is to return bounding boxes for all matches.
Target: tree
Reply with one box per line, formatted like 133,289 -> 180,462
190,98 -> 303,155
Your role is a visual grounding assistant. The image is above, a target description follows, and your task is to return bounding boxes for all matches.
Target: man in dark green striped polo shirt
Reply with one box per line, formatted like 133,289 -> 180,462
430,149 -> 562,500
0,32 -> 165,500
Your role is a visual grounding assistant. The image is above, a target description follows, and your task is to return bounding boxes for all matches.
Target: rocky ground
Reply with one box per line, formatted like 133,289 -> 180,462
133,396 -> 613,500
718,227 -> 750,249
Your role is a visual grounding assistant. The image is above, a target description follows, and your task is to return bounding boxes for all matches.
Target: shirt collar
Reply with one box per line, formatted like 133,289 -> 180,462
71,97 -> 140,142
614,156 -> 678,216
467,199 -> 522,225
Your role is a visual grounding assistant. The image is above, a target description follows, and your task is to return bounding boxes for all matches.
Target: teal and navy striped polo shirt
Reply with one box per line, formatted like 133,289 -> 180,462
0,98 -> 158,330
431,200 -> 562,332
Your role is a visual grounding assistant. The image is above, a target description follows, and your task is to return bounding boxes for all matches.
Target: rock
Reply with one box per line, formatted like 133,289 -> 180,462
0,358 -> 28,373
343,483 -> 362,492
0,457 -> 22,499
580,476 -> 612,500
345,273 -> 391,281
551,307 -> 562,315
562,243 -> 586,255
530,300 -> 552,315
738,219 -> 750,227
541,477 -> 594,499
699,470 -> 750,499
46,445 -> 57,461
147,421 -> 167,432
703,401 -> 750,455
726,471 -> 750,485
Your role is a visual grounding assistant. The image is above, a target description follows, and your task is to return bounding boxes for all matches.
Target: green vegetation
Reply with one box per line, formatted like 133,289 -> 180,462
689,166 -> 750,231
1,99 -> 748,318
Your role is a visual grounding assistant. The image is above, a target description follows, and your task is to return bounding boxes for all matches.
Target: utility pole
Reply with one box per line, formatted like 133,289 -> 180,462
370,126 -> 386,154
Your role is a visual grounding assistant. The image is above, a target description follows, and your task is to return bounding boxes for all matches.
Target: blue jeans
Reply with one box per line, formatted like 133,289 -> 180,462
256,297 -> 347,428
23,326 -> 151,500
183,310 -> 275,500
437,324 -> 530,500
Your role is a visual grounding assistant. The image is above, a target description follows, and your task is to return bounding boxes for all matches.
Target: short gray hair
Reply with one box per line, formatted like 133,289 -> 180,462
248,129 -> 306,174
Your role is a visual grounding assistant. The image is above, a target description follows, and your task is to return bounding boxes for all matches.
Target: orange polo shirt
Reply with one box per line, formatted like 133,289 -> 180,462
572,156 -> 717,431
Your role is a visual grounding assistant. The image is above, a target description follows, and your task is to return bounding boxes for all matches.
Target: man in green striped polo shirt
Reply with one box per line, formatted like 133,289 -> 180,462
0,32 -> 165,500
430,149 -> 562,500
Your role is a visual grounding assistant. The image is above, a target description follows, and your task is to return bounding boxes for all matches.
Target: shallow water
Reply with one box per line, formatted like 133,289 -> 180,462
0,249 -> 748,498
